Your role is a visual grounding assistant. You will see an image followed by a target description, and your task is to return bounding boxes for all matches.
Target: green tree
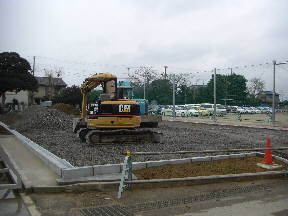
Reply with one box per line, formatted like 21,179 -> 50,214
53,85 -> 82,106
206,74 -> 247,105
0,52 -> 38,105
147,79 -> 173,105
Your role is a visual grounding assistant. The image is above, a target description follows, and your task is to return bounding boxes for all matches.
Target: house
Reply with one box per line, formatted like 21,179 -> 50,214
33,77 -> 67,104
1,77 -> 67,106
258,90 -> 280,105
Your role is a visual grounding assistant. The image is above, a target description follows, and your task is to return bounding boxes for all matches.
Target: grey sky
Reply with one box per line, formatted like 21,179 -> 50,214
1,0 -> 288,99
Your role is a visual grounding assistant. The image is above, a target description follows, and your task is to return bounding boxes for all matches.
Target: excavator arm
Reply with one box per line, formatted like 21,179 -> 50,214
80,73 -> 117,119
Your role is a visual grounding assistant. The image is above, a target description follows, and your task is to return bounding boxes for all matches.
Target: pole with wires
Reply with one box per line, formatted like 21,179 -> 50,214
173,74 -> 176,119
213,68 -> 217,121
143,76 -> 146,100
32,56 -> 36,76
272,60 -> 276,126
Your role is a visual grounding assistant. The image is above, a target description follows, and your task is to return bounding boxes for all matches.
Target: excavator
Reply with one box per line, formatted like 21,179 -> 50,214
73,73 -> 161,144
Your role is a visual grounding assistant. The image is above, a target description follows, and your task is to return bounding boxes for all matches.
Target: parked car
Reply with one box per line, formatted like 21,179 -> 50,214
200,103 -> 227,116
175,106 -> 188,117
161,106 -> 173,116
236,107 -> 246,114
186,108 -> 200,117
194,107 -> 210,116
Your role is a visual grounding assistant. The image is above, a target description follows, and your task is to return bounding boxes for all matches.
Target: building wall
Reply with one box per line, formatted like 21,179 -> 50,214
1,85 -> 65,106
259,94 -> 279,105
0,90 -> 31,105
33,86 -> 47,98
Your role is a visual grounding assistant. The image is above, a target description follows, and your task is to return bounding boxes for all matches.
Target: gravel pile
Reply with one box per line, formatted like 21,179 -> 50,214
1,106 -> 287,167
0,105 -> 73,132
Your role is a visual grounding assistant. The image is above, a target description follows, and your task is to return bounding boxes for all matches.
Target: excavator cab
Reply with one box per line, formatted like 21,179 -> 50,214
73,73 -> 160,144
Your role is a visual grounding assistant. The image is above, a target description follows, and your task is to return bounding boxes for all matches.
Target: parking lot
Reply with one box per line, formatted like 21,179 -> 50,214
162,112 -> 288,128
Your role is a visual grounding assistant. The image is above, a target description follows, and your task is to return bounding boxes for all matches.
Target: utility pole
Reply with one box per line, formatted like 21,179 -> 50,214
164,66 -> 168,79
230,68 -> 233,75
214,68 -> 217,121
272,60 -> 276,126
271,60 -> 288,126
173,74 -> 176,119
143,75 -> 146,100
32,56 -> 36,76
127,67 -> 130,76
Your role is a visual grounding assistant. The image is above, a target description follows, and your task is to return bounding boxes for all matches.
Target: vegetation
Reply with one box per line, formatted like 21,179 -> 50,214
131,70 -> 264,106
0,52 -> 38,105
53,85 -> 82,106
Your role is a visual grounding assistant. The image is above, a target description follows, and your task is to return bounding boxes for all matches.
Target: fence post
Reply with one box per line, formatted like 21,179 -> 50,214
118,152 -> 132,198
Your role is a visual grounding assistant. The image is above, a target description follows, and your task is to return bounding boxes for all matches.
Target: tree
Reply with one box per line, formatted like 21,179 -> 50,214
147,79 -> 173,104
248,77 -> 265,96
0,52 -> 38,105
206,74 -> 247,105
129,66 -> 158,87
53,85 -> 82,106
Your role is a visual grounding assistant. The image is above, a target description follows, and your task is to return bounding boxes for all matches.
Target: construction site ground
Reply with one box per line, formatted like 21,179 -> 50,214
133,156 -> 286,180
26,178 -> 288,216
0,105 -> 288,215
0,106 -> 287,167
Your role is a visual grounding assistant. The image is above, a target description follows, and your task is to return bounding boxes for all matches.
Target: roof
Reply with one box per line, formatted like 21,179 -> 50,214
35,77 -> 67,87
260,90 -> 279,96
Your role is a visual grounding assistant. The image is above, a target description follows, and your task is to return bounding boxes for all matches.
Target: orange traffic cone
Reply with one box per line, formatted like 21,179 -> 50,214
257,138 -> 282,170
262,138 -> 273,165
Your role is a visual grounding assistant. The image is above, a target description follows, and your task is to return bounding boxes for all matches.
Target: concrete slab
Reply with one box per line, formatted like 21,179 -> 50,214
0,136 -> 59,189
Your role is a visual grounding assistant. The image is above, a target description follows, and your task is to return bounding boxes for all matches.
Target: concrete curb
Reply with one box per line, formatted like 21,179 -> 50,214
59,152 -> 260,181
19,193 -> 41,216
0,122 -> 74,177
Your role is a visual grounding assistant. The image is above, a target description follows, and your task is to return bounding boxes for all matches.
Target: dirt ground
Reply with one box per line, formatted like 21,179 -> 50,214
134,156 -> 286,180
163,112 -> 288,128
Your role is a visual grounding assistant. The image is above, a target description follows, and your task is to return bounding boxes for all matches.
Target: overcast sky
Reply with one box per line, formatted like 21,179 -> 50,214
1,0 -> 288,99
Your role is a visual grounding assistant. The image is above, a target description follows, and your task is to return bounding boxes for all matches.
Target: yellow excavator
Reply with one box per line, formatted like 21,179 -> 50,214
73,73 -> 160,144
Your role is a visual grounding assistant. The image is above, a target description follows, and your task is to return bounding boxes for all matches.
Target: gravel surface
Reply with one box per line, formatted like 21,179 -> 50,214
1,106 -> 288,167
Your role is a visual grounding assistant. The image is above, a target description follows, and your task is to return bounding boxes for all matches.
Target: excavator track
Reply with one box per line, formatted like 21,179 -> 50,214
84,129 -> 161,145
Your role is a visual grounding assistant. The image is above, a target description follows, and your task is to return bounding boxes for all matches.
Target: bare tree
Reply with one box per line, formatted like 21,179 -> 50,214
43,67 -> 63,100
167,73 -> 195,88
128,66 -> 158,87
248,77 -> 265,96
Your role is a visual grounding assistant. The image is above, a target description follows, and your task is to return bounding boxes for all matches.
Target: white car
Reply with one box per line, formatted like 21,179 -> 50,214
186,108 -> 200,117
200,103 -> 227,115
175,107 -> 188,117
161,107 -> 173,116
236,107 -> 246,114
